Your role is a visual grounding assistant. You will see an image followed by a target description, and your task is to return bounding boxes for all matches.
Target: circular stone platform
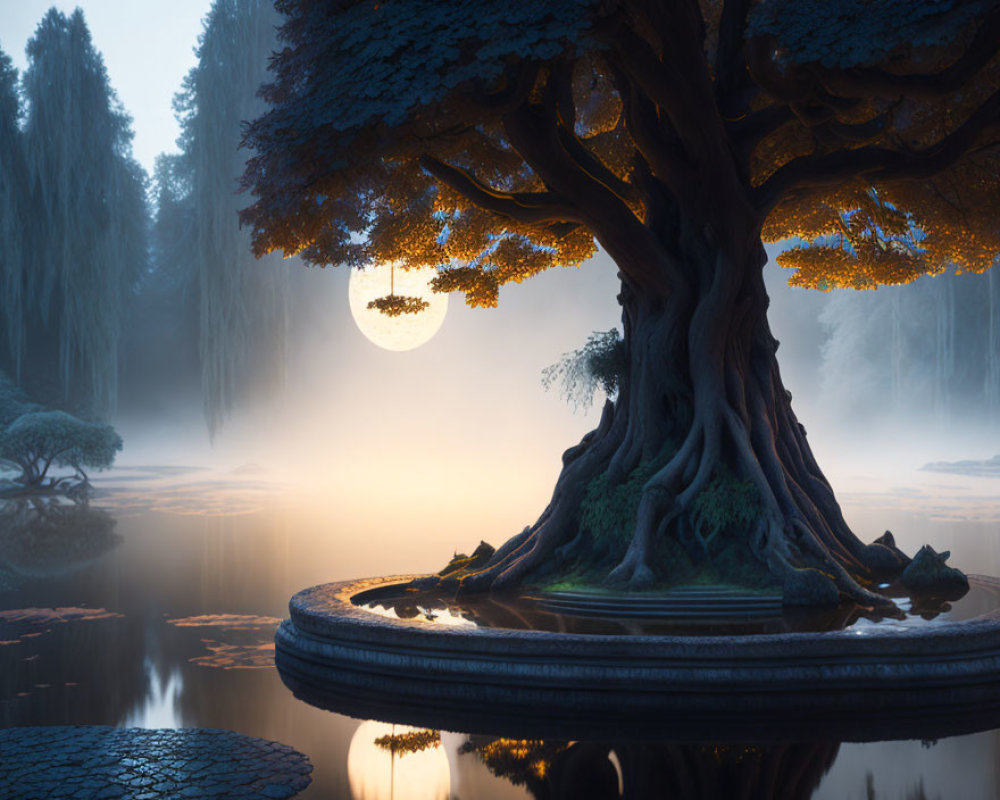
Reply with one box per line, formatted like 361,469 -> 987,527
275,574 -> 1000,740
0,727 -> 312,799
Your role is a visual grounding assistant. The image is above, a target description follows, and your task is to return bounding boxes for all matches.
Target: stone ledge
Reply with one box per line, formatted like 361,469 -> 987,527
275,575 -> 1000,739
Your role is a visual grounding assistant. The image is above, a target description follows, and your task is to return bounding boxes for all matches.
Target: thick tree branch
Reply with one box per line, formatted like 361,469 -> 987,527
818,110 -> 894,145
754,88 -> 1000,212
714,0 -> 755,117
501,98 -> 673,297
610,63 -> 691,196
418,155 -> 583,225
605,3 -> 756,236
746,35 -> 814,105
603,10 -> 722,161
728,103 -> 795,157
817,8 -> 1000,101
469,61 -> 540,112
550,60 -> 635,202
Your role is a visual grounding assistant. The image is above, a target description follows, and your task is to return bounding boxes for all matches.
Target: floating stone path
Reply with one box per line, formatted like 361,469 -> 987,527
0,726 -> 312,799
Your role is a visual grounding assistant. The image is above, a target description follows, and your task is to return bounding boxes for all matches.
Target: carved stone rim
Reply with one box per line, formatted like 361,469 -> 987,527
274,574 -> 1000,741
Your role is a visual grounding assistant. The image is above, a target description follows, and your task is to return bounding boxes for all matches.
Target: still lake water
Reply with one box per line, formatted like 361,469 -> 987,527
2,462 -> 1000,799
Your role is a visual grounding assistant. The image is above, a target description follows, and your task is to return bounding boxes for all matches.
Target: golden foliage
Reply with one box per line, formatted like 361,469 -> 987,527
572,53 -> 623,136
243,2 -> 1000,305
473,738 -> 569,784
768,161 -> 1000,290
758,46 -> 1000,290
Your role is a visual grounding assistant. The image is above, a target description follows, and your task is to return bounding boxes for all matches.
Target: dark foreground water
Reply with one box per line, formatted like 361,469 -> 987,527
2,464 -> 1000,799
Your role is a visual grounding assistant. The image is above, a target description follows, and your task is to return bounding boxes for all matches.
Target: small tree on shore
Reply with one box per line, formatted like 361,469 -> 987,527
0,411 -> 121,491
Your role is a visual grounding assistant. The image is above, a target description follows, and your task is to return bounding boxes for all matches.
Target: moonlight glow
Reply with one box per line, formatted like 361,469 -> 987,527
348,264 -> 448,351
347,721 -> 451,800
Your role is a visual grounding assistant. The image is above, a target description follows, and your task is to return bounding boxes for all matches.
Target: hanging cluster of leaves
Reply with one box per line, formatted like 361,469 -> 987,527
167,0 -> 290,436
770,183 -> 933,290
366,295 -> 430,317
541,329 -> 625,411
767,174 -> 1000,290
0,11 -> 147,417
241,0 -> 1000,318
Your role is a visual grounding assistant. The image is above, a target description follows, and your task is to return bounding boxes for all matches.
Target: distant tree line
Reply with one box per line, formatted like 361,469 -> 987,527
817,268 -> 1000,430
0,9 -> 145,419
0,1 -> 289,436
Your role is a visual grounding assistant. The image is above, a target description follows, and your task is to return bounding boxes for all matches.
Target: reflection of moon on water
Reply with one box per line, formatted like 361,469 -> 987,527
348,264 -> 448,351
347,721 -> 451,800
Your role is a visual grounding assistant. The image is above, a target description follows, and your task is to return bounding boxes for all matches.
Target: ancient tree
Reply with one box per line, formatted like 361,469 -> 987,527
242,0 -> 1000,604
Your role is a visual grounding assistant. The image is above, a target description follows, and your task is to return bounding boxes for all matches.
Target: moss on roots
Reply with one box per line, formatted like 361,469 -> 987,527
561,450 -> 776,592
578,444 -> 674,559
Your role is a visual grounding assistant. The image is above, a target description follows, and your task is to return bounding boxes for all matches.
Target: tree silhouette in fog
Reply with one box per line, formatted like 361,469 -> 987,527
0,10 -> 146,417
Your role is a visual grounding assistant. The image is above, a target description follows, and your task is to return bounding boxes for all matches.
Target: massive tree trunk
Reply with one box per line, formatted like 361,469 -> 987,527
457,223 -> 910,606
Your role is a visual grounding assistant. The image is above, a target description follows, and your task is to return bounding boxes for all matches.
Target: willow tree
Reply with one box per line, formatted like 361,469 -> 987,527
176,0 -> 289,436
19,9 -> 147,417
243,0 -> 1000,604
0,45 -> 27,382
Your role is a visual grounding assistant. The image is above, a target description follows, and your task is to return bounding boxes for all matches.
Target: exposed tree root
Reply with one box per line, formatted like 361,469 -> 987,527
440,245 -> 960,608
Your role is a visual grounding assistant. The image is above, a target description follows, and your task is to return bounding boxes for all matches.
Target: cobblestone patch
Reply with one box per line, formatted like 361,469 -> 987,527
0,726 -> 312,799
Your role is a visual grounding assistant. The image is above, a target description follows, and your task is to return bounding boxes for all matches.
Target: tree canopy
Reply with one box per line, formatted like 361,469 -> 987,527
243,0 -> 1000,305
0,372 -> 121,493
0,410 -> 122,489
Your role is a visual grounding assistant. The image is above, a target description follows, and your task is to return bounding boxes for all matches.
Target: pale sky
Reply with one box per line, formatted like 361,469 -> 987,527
0,0 -> 213,174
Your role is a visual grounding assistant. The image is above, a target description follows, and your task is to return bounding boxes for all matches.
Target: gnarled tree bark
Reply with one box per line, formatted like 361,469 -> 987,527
456,215 -> 910,606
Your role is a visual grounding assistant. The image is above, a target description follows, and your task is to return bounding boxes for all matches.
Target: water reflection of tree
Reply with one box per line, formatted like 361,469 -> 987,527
0,499 -> 121,580
0,498 -> 151,729
374,729 -> 441,757
865,773 -> 939,800
465,737 -> 839,800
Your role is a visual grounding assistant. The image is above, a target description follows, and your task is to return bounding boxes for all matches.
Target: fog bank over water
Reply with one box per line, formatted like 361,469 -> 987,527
119,243 -> 998,474
114,251 -> 623,551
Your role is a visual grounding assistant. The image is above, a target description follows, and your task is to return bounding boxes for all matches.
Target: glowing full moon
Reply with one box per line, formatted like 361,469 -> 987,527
348,263 -> 448,351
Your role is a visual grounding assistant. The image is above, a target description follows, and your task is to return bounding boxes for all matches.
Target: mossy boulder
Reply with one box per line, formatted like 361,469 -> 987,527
439,540 -> 495,577
900,545 -> 969,599
861,530 -> 911,574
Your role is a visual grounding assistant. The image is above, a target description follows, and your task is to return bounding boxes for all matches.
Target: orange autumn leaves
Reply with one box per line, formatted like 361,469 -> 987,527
765,171 -> 1000,291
